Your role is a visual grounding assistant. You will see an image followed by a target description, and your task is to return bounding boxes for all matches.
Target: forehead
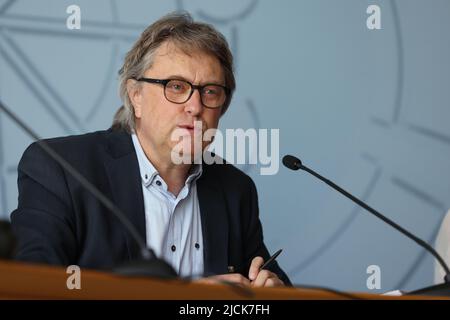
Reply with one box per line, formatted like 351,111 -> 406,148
145,41 -> 224,84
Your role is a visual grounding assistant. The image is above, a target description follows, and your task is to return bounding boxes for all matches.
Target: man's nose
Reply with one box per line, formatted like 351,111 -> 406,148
184,89 -> 203,116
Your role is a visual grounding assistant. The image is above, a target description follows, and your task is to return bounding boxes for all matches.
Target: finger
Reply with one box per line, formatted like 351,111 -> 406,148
248,256 -> 265,281
224,273 -> 251,286
251,269 -> 274,287
264,277 -> 284,287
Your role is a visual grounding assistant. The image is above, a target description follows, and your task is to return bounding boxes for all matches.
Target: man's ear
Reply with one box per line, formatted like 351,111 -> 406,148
127,79 -> 143,118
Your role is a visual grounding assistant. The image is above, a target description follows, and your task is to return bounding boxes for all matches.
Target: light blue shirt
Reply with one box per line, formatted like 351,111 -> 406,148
131,134 -> 204,277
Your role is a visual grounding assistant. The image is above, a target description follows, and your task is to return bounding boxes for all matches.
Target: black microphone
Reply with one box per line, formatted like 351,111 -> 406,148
0,98 -> 177,279
283,154 -> 450,296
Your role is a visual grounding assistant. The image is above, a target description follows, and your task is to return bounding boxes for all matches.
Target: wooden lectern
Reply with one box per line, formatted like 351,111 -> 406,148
0,260 -> 446,299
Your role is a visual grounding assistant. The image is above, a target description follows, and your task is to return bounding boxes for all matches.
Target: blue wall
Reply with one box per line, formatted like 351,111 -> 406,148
1,0 -> 450,293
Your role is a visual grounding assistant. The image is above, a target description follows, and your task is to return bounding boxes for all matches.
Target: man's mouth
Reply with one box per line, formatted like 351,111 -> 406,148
177,122 -> 205,134
178,124 -> 195,131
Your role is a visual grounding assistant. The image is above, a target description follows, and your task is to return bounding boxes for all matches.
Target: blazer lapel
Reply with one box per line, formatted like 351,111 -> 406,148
197,168 -> 229,275
103,130 -> 146,261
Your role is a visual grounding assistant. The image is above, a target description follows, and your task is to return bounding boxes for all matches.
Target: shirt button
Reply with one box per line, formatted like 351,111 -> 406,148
171,245 -> 176,252
156,180 -> 162,186
144,174 -> 148,180
195,243 -> 200,250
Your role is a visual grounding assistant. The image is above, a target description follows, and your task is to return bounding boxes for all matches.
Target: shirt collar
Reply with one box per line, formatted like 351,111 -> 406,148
131,133 -> 203,188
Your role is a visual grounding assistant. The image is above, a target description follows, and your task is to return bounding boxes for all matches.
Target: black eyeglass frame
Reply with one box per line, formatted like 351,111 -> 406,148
134,77 -> 230,109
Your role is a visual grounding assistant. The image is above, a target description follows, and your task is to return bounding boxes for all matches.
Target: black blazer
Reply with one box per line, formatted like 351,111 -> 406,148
10,128 -> 290,284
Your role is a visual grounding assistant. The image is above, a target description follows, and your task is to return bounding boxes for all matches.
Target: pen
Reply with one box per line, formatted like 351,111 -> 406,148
227,249 -> 283,274
260,249 -> 283,270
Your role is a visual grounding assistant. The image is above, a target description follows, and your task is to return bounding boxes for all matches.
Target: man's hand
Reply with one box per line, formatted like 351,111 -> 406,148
195,256 -> 284,287
195,273 -> 251,286
248,256 -> 284,287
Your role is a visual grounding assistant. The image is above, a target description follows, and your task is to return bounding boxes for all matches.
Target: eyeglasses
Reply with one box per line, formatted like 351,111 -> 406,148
135,77 -> 230,109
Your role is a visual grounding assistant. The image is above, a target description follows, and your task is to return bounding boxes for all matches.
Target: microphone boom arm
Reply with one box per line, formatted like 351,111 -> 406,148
300,163 -> 450,282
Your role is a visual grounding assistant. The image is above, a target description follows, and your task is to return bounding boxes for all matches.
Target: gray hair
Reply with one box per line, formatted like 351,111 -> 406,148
112,12 -> 235,133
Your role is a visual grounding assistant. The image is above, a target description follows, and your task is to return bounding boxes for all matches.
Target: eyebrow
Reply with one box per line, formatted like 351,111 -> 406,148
165,74 -> 225,86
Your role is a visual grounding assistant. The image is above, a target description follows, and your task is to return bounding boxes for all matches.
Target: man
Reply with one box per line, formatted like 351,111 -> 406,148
11,12 -> 290,287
